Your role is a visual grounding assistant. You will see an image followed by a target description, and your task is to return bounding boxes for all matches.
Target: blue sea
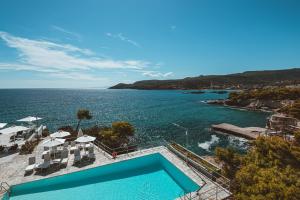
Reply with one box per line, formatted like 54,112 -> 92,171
0,89 -> 269,155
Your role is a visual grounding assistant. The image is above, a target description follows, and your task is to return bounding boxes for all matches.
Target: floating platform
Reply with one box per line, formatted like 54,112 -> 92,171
211,123 -> 266,140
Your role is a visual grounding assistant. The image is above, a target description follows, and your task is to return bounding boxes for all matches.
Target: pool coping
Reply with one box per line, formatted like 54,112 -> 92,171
1,146 -> 230,199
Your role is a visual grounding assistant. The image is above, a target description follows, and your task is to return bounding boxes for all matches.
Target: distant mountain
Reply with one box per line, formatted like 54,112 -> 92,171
109,68 -> 300,90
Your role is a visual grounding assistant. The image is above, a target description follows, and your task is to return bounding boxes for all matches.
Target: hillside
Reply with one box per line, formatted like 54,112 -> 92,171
109,68 -> 300,90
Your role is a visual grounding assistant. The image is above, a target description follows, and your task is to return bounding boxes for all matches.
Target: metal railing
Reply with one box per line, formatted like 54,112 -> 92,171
0,182 -> 10,195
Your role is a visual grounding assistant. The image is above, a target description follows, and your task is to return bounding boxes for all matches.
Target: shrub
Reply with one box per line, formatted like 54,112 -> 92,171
9,144 -> 18,151
216,136 -> 300,199
20,140 -> 39,154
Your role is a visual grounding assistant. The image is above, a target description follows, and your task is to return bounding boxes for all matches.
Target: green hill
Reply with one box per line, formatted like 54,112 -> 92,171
109,68 -> 300,90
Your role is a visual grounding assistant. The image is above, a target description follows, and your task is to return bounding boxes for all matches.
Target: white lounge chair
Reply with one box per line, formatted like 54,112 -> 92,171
25,157 -> 36,173
63,141 -> 69,149
36,154 -> 51,171
42,146 -> 50,157
74,149 -> 81,164
70,141 -> 77,152
85,143 -> 92,149
52,154 -> 62,165
88,147 -> 95,161
61,149 -> 69,166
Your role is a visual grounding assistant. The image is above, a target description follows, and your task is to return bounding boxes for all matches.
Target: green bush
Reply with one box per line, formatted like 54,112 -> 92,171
216,136 -> 300,199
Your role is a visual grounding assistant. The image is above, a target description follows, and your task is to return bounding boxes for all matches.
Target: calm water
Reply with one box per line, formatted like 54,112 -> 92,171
7,153 -> 199,200
0,89 -> 269,155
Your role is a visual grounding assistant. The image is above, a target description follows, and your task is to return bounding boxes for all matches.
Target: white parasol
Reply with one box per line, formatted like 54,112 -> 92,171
50,130 -> 71,138
75,135 -> 95,143
42,138 -> 65,147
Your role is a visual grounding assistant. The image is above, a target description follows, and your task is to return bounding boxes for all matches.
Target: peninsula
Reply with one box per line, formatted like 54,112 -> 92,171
109,68 -> 300,90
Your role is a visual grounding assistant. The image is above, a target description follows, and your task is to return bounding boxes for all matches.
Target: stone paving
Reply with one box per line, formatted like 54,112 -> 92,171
0,140 -> 230,200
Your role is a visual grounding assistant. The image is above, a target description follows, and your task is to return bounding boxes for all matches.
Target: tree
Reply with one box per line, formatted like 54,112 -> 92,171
76,109 -> 92,132
215,136 -> 300,199
294,131 -> 300,145
215,147 -> 241,179
99,121 -> 135,147
112,121 -> 135,139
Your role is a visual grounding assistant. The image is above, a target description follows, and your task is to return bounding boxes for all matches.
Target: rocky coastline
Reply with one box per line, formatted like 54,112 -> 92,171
205,98 -> 294,113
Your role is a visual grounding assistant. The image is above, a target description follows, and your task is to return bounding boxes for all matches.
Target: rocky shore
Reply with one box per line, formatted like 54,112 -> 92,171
205,98 -> 294,113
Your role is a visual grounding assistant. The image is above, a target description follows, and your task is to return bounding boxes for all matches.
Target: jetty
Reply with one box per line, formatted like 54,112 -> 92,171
211,123 -> 266,140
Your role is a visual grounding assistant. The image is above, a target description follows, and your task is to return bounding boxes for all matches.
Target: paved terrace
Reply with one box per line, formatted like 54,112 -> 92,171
0,141 -> 230,200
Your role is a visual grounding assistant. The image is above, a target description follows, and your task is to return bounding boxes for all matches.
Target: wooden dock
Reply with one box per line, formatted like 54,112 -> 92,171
211,123 -> 266,140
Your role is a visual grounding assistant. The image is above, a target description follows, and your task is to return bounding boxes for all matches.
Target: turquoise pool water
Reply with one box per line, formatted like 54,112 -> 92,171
4,153 -> 199,200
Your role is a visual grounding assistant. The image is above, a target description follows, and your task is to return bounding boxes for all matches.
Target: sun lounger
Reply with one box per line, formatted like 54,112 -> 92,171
88,147 -> 95,161
36,154 -> 51,171
74,149 -> 81,164
52,154 -> 62,165
25,156 -> 36,173
61,149 -> 69,166
42,150 -> 50,157
70,141 -> 77,152
42,146 -> 50,157
63,141 -> 69,149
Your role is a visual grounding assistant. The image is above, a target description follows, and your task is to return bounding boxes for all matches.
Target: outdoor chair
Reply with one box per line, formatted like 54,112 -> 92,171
61,149 -> 69,166
36,153 -> 51,172
70,141 -> 77,152
88,147 -> 95,161
25,156 -> 36,174
52,153 -> 62,166
74,149 -> 81,164
42,147 -> 50,158
63,141 -> 69,149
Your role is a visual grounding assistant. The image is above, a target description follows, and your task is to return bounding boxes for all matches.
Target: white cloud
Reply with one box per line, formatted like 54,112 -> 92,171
0,31 -> 148,74
0,31 -> 171,85
106,32 -> 140,47
52,25 -> 82,41
48,72 -> 107,81
142,71 -> 173,78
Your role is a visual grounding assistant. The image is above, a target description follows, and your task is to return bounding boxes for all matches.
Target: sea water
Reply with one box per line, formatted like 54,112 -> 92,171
0,89 -> 269,155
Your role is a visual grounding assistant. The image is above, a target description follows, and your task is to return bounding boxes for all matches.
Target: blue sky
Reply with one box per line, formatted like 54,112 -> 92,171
0,0 -> 300,88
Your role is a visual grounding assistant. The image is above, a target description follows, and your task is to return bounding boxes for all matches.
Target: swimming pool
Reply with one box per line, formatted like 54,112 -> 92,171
3,153 -> 200,200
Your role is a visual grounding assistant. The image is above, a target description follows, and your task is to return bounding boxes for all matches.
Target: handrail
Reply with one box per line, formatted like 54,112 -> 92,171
197,184 -> 231,200
167,143 -> 231,189
0,182 -> 11,195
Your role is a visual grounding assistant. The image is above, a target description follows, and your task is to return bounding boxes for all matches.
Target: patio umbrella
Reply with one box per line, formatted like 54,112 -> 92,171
0,123 -> 7,129
0,125 -> 30,144
77,128 -> 84,137
50,130 -> 70,138
17,116 -> 42,122
75,135 -> 96,143
0,134 -> 10,146
42,138 -> 65,148
0,125 -> 30,135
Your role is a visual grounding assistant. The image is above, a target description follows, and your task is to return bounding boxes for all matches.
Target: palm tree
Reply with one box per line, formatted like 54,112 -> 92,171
76,109 -> 92,132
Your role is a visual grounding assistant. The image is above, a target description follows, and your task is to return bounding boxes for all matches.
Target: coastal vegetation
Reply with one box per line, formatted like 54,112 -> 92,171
20,140 -> 39,154
76,109 -> 92,131
215,135 -> 300,200
228,87 -> 300,102
59,120 -> 135,150
99,121 -> 135,148
281,100 -> 300,119
110,68 -> 300,90
225,87 -> 300,114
